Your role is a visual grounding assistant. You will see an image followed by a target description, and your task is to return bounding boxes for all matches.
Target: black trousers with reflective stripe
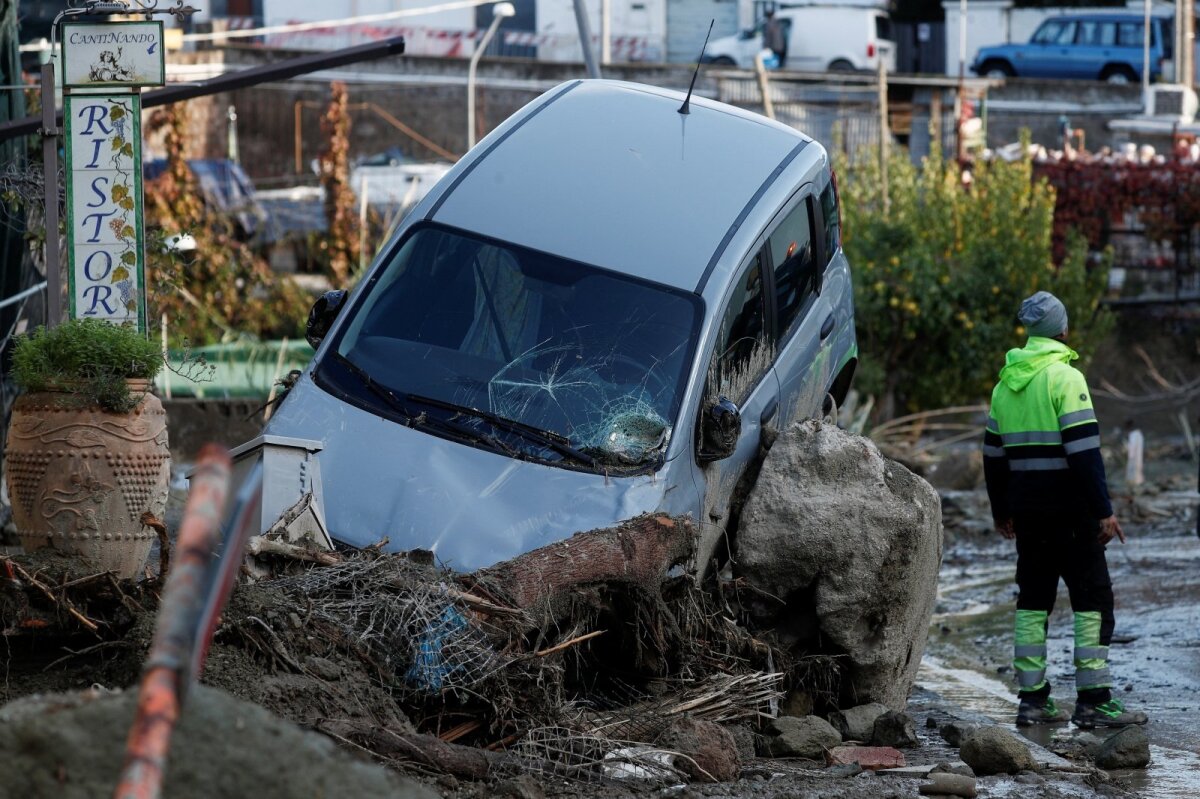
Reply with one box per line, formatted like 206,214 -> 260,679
1014,512 -> 1115,704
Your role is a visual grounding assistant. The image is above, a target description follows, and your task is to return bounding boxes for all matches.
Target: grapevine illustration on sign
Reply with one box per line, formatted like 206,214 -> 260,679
65,95 -> 146,330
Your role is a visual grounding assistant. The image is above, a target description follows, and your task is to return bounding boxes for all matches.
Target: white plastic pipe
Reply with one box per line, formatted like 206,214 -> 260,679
467,5 -> 514,149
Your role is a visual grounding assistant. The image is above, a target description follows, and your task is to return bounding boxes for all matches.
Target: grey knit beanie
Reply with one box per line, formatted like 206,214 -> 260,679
1018,291 -> 1068,338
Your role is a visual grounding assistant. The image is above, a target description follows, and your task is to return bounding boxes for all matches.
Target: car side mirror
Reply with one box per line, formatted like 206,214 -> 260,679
306,289 -> 348,349
698,396 -> 742,463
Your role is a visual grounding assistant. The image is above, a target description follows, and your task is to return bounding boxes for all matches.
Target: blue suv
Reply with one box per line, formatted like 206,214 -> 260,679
972,13 -> 1170,83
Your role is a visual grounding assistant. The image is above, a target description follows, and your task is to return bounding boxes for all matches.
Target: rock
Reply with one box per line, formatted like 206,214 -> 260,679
926,716 -> 939,729
828,702 -> 889,742
1014,772 -> 1045,785
939,720 -> 978,748
780,688 -> 814,718
827,745 -> 906,770
493,775 -> 545,799
959,727 -> 1037,775
824,762 -> 863,778
726,723 -> 758,764
925,449 -> 984,491
765,715 -> 842,760
738,421 -> 943,709
305,656 -> 343,681
873,710 -> 919,748
657,717 -> 740,782
1094,726 -> 1151,770
0,685 -> 435,799
931,761 -> 975,778
919,772 -> 977,798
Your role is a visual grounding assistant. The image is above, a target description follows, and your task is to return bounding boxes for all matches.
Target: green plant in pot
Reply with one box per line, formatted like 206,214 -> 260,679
5,319 -> 171,579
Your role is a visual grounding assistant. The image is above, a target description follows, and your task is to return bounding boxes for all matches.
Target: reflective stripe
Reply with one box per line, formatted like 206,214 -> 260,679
1075,647 -> 1109,661
1063,436 -> 1101,455
1014,644 -> 1047,658
1076,667 -> 1112,688
987,416 -> 1001,434
1009,457 -> 1070,471
983,445 -> 1006,458
1059,409 -> 1097,428
1017,669 -> 1047,687
1002,430 -> 1062,445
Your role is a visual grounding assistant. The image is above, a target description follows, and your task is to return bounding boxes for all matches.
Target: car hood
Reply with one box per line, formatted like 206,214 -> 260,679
260,375 -> 688,570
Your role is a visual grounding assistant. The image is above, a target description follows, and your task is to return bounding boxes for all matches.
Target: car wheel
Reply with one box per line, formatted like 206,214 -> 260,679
980,60 -> 1013,79
828,59 -> 856,72
822,392 -> 838,425
1101,65 -> 1137,85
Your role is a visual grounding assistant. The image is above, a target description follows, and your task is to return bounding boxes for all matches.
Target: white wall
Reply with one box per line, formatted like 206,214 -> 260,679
262,0 -> 477,53
942,0 -> 1174,77
535,0 -> 666,62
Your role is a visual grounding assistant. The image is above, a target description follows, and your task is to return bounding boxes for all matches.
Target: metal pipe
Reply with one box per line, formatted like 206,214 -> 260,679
40,64 -> 61,328
0,36 -> 408,143
467,15 -> 505,150
572,0 -> 601,79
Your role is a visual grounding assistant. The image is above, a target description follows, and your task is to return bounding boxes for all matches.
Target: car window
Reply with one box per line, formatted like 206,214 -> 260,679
1117,21 -> 1144,47
875,15 -> 892,41
1032,21 -> 1065,44
820,180 -> 840,264
710,254 -> 769,404
768,198 -> 819,337
1052,21 -> 1077,45
1078,21 -> 1116,46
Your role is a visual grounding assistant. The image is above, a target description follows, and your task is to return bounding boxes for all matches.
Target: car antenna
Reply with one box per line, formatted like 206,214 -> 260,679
678,18 -> 715,116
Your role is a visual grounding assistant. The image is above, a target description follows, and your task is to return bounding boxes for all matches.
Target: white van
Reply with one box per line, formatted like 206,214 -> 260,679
705,4 -> 896,73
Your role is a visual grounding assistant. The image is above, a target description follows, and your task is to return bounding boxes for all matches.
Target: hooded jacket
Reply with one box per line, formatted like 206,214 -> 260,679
983,337 -> 1113,522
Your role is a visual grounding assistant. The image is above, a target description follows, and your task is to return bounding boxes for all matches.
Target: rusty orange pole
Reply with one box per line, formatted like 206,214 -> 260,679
113,446 -> 232,799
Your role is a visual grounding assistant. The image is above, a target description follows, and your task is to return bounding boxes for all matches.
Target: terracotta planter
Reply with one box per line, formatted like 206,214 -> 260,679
4,380 -> 170,579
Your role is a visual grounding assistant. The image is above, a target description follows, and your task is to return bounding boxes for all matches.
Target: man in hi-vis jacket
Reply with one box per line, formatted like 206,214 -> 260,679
984,291 -> 1148,730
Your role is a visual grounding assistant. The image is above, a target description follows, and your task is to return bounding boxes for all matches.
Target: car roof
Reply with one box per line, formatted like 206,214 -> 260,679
1044,12 -> 1166,21
427,80 -> 813,294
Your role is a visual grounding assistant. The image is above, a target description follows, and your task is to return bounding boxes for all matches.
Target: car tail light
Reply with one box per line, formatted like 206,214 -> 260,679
867,42 -> 876,59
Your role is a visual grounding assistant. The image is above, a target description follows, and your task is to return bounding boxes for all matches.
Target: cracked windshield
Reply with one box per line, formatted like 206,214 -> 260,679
331,225 -> 699,468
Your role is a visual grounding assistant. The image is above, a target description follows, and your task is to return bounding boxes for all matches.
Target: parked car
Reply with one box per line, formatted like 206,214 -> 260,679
704,4 -> 896,73
250,79 -> 858,573
972,13 -> 1170,83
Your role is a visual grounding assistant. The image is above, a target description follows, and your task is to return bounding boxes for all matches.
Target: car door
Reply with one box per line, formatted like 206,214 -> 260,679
764,188 -> 836,425
1020,19 -> 1074,77
697,249 -> 780,550
1072,19 -> 1113,79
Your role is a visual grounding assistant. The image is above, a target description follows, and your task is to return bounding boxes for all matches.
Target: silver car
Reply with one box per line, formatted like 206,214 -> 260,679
254,79 -> 857,572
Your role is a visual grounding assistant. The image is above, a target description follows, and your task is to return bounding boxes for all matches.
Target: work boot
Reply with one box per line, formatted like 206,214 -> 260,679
1071,698 -> 1149,729
1017,696 -> 1069,726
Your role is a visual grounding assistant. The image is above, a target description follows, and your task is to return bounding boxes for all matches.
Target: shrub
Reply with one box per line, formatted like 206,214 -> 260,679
11,319 -> 163,412
836,140 -> 1113,417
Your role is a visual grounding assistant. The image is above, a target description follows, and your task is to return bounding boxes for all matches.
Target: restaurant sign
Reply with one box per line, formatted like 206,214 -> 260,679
62,21 -> 166,89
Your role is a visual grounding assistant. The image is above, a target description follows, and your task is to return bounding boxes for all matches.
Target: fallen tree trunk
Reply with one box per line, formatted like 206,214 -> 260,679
469,515 -> 695,619
320,721 -> 502,781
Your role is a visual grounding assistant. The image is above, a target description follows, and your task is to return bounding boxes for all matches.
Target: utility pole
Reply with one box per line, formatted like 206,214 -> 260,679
572,0 -> 601,78
1184,0 -> 1195,91
40,63 -> 61,328
956,0 -> 967,163
878,57 -> 889,217
600,0 -> 611,65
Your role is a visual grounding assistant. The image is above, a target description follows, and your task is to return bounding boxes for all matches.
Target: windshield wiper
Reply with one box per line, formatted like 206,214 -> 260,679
401,393 -> 600,469
333,352 -> 416,424
332,353 -> 515,454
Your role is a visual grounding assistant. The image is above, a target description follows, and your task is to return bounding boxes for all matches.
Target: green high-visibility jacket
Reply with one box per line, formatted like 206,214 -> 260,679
983,337 -> 1112,522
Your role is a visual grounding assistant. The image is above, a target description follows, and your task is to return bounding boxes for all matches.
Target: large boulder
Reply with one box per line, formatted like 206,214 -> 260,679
737,421 -> 943,709
828,702 -> 889,742
656,717 -> 741,782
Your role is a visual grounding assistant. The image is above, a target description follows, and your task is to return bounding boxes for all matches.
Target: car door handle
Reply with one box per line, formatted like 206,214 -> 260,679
760,399 -> 778,425
820,312 -> 836,341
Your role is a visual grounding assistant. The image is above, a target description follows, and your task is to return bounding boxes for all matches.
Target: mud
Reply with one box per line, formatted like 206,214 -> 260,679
0,684 -> 435,799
